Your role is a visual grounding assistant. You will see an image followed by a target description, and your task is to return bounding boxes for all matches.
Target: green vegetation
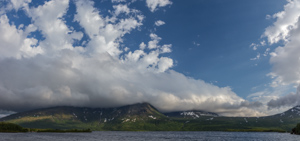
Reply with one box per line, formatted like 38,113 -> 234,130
0,122 -> 91,133
0,122 -> 28,132
5,115 -> 296,132
36,128 -> 91,133
291,123 -> 300,135
100,119 -> 184,131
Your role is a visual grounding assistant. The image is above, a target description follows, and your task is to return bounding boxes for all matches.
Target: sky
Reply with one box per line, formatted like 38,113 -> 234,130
1,0 -> 300,117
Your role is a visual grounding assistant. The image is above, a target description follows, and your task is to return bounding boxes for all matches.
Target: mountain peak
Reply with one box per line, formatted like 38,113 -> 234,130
129,102 -> 152,107
164,110 -> 218,119
294,105 -> 300,108
272,105 -> 300,118
128,102 -> 156,109
120,102 -> 162,117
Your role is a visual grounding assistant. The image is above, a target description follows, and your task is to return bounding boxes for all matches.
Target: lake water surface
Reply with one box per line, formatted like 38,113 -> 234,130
1,131 -> 300,141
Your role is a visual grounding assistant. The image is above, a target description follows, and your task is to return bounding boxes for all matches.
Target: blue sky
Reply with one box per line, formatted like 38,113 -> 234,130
115,0 -> 291,98
1,0 -> 300,117
153,0 -> 287,97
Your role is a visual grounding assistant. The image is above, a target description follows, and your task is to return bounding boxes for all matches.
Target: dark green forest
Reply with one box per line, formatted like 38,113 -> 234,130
291,123 -> 300,135
0,122 -> 28,132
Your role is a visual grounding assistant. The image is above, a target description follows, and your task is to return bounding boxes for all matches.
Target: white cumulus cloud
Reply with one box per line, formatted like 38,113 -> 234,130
155,20 -> 165,26
0,0 -> 263,117
252,0 -> 300,111
113,4 -> 130,16
0,15 -> 42,59
265,0 -> 300,86
263,0 -> 300,44
146,0 -> 172,12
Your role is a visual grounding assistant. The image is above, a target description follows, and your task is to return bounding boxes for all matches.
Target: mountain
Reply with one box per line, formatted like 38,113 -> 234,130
164,110 -> 218,119
271,105 -> 300,118
0,103 -> 164,121
1,104 -> 300,132
0,103 -> 170,130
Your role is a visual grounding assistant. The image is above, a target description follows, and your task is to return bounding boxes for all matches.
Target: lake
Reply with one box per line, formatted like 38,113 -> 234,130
0,131 -> 299,141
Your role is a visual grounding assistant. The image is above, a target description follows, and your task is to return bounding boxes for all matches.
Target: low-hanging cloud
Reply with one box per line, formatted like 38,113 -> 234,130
0,0 -> 263,117
267,85 -> 300,109
0,110 -> 16,118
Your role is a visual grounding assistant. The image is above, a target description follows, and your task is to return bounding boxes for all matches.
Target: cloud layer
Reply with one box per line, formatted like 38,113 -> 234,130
0,0 -> 265,117
265,0 -> 300,87
253,0 -> 300,110
267,85 -> 300,109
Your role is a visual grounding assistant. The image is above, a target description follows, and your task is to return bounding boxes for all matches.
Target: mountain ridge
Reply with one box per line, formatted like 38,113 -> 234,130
1,103 -> 300,132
